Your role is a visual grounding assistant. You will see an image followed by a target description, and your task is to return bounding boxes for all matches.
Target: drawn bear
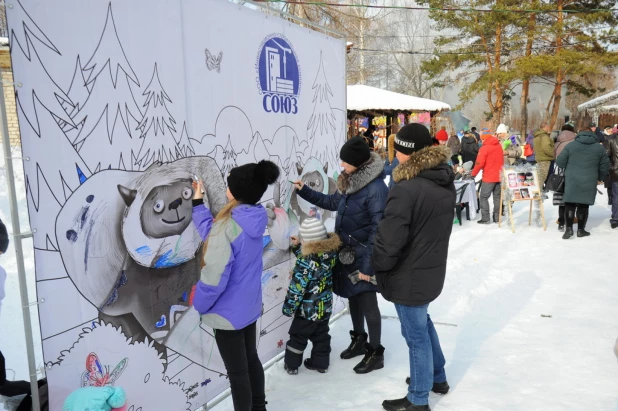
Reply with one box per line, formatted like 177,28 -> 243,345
56,157 -> 227,362
288,157 -> 337,223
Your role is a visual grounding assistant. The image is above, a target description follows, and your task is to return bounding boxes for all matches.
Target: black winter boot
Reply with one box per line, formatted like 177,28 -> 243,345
404,377 -> 450,394
251,401 -> 268,411
284,363 -> 298,375
576,207 -> 590,237
353,343 -> 384,374
340,331 -> 367,360
562,227 -> 574,239
382,397 -> 430,411
303,358 -> 327,373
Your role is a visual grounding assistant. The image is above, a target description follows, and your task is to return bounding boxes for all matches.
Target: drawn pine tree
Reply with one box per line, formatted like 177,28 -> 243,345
70,3 -> 144,172
9,29 -> 75,137
175,122 -> 195,158
59,56 -> 92,129
307,51 -> 340,173
210,136 -> 238,179
137,63 -> 180,168
6,1 -> 91,250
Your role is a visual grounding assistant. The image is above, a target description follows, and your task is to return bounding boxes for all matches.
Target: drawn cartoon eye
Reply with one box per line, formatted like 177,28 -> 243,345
182,188 -> 193,200
153,200 -> 165,214
315,179 -> 320,186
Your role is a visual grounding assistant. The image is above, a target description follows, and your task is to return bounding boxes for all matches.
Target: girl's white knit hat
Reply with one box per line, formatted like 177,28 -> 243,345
299,218 -> 328,243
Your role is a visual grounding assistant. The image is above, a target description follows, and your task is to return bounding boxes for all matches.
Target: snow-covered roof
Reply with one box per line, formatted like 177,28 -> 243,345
347,85 -> 451,113
578,90 -> 618,112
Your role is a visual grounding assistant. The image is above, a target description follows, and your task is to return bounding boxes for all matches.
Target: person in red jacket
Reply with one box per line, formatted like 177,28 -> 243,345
472,133 -> 505,224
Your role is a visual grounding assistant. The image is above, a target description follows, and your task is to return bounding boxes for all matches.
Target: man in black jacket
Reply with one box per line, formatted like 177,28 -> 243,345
372,123 -> 456,411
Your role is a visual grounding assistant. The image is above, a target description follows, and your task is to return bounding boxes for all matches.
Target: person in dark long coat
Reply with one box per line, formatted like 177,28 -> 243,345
556,129 -> 610,239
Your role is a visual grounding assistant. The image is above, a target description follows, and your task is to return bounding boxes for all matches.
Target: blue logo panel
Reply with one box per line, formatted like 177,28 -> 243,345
256,35 -> 301,114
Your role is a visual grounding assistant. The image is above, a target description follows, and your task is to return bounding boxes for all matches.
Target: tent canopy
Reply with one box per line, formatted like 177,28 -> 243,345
578,89 -> 618,112
347,84 -> 451,113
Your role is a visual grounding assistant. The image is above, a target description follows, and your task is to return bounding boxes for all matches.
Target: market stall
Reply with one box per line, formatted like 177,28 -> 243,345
346,84 -> 451,139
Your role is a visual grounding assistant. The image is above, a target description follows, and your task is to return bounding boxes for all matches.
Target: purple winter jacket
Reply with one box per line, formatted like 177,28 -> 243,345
191,204 -> 267,331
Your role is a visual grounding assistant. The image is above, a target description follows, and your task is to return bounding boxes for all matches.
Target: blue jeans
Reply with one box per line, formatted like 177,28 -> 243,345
610,182 -> 618,223
395,304 -> 446,406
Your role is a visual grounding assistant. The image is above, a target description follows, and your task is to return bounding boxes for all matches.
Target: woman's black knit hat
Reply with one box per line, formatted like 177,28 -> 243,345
227,160 -> 280,205
340,136 -> 371,167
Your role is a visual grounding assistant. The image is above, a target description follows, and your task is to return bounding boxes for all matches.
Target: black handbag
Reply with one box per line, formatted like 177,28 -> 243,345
546,166 -> 565,193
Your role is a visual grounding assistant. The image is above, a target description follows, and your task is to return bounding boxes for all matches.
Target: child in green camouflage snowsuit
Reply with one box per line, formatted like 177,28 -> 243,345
282,218 -> 340,375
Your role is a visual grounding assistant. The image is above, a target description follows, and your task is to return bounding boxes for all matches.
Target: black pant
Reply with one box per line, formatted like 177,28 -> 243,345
1,350 -> 5,385
558,205 -> 566,225
285,317 -> 331,369
215,322 -> 265,411
349,291 -> 381,348
565,203 -> 589,230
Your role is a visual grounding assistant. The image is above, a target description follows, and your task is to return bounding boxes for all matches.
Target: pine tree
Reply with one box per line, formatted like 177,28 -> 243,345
516,0 -> 618,128
11,32 -> 75,136
22,102 -> 92,250
60,56 -> 93,131
70,3 -> 144,171
210,136 -> 238,178
137,63 -> 179,168
175,123 -> 195,158
307,52 -> 340,172
25,166 -> 61,251
420,0 -> 524,124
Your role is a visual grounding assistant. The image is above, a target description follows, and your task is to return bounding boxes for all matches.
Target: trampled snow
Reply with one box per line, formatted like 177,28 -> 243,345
1,158 -> 617,410
213,194 -> 618,410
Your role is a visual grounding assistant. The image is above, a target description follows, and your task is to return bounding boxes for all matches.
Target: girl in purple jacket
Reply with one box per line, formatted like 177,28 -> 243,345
192,160 -> 279,411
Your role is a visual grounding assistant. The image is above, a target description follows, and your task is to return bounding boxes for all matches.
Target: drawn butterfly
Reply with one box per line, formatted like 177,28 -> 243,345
81,353 -> 128,387
205,49 -> 223,73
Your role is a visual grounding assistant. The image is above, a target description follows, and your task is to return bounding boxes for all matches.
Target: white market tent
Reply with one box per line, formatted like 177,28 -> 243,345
346,84 -> 451,137
347,84 -> 451,112
578,89 -> 618,125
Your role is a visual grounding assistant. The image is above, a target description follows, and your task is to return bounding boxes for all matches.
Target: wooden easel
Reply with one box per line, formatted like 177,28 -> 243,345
498,187 -> 547,233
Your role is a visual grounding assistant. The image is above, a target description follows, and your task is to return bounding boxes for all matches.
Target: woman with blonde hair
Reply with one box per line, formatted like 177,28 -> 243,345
192,160 -> 279,411
383,134 -> 400,189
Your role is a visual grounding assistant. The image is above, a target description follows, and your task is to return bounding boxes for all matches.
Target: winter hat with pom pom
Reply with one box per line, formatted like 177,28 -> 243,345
227,160 -> 280,205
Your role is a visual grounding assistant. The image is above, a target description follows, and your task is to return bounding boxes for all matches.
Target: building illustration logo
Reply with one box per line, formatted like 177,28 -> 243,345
256,34 -> 301,114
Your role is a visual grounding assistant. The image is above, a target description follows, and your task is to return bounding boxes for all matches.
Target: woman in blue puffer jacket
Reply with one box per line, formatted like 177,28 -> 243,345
293,136 -> 388,374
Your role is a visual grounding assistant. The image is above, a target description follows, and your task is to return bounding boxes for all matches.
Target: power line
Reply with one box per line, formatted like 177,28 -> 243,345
257,0 -> 618,14
351,34 -> 618,55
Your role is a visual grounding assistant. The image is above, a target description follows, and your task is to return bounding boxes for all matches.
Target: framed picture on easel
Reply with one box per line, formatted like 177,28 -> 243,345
499,166 -> 547,233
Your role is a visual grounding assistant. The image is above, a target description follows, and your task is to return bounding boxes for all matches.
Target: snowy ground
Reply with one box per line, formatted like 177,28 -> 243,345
1,154 -> 617,410
0,149 -> 44,383
214,195 -> 618,411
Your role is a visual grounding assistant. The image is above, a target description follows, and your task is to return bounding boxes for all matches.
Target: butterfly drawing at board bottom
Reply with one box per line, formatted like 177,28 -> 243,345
81,353 -> 128,387
201,378 -> 212,387
277,340 -> 284,349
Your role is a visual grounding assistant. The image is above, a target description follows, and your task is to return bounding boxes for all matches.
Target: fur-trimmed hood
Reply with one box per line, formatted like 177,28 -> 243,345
337,152 -> 385,194
300,233 -> 342,257
393,145 -> 454,186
